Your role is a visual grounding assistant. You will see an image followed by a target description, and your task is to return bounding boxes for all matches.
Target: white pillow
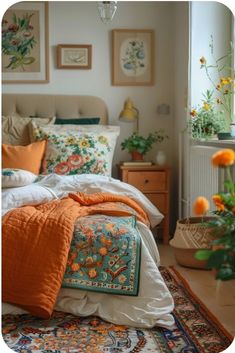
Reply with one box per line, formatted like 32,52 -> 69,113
29,123 -> 120,176
2,169 -> 37,188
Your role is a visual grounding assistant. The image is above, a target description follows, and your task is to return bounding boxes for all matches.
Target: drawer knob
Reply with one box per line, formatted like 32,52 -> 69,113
144,179 -> 149,184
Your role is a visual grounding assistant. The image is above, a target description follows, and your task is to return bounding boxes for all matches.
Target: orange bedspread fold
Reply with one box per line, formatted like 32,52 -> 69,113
2,192 -> 149,318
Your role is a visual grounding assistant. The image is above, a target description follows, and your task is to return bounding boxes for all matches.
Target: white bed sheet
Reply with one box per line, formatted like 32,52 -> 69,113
2,174 -> 174,328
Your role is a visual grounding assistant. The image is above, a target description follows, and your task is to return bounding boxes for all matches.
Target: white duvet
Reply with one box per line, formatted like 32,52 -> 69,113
2,174 -> 174,328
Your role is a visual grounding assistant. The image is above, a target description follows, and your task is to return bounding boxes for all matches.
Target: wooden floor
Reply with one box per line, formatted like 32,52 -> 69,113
157,243 -> 235,337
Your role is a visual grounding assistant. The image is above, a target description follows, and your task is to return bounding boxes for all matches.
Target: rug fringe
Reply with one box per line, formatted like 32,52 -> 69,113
169,265 -> 234,342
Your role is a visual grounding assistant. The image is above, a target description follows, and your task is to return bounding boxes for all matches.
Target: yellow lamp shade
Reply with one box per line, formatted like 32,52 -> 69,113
119,98 -> 139,124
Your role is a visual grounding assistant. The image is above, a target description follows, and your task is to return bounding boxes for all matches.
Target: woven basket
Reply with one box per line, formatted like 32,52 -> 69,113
170,217 -> 214,269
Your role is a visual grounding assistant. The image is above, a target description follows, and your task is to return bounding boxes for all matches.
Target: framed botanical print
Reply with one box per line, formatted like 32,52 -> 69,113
2,2 -> 49,84
57,44 -> 92,69
112,29 -> 154,86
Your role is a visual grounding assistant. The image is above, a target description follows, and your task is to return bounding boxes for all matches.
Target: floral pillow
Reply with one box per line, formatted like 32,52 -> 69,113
29,124 -> 120,176
2,169 -> 37,188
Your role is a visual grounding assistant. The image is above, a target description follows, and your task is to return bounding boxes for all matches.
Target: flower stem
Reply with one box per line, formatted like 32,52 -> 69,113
226,166 -> 235,193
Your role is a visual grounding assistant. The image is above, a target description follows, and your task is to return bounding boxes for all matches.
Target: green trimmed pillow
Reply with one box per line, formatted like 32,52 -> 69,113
2,168 -> 37,188
55,117 -> 100,125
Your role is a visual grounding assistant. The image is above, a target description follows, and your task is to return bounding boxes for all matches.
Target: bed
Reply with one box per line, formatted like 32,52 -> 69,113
2,94 -> 174,332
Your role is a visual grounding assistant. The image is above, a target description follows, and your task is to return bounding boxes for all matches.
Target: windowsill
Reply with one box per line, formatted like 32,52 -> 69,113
191,138 -> 235,146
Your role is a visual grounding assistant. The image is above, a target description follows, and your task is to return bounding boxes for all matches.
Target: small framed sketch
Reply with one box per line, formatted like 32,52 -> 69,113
2,2 -> 49,84
57,44 -> 92,69
112,29 -> 154,86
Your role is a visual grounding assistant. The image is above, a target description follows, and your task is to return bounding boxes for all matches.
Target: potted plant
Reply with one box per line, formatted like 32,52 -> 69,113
121,130 -> 168,161
189,37 -> 235,140
189,90 -> 226,140
193,149 -> 235,281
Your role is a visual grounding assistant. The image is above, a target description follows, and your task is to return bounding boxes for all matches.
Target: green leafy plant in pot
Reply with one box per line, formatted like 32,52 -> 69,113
189,90 -> 226,139
121,130 -> 168,161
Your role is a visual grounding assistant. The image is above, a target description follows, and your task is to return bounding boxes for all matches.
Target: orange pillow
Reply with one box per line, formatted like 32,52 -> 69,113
2,140 -> 47,175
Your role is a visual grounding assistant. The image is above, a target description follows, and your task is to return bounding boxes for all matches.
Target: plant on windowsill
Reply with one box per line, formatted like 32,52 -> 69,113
193,149 -> 235,281
121,130 -> 168,161
188,36 -> 234,140
189,90 -> 226,140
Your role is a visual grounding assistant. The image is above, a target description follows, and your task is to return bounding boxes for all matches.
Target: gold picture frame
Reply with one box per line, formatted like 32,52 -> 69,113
57,44 -> 92,69
2,2 -> 49,84
112,29 -> 154,86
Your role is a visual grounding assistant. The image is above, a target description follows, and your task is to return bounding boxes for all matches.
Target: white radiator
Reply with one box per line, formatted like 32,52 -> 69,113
189,146 -> 221,215
179,134 -> 235,218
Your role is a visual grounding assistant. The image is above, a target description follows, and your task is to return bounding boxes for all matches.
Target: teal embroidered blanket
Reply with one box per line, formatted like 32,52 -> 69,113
62,214 -> 141,295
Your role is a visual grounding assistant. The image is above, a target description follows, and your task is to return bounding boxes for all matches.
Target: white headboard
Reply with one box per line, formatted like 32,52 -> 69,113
2,94 -> 108,124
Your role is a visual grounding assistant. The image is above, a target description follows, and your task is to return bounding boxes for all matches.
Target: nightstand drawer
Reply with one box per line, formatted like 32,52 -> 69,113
118,164 -> 170,244
127,171 -> 166,192
145,193 -> 166,213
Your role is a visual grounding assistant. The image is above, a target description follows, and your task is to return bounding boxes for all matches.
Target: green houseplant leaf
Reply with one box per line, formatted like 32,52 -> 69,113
121,130 -> 168,156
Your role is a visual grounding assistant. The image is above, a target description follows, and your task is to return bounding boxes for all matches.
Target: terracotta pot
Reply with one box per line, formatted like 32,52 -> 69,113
131,151 -> 144,161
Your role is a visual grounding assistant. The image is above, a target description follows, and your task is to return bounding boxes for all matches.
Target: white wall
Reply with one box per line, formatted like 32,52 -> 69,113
2,1 -> 175,176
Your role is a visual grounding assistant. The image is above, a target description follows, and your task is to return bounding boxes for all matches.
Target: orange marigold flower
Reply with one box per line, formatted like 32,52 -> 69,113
212,149 -> 235,167
212,194 -> 222,203
190,109 -> 197,117
193,196 -> 210,216
212,195 -> 225,211
200,56 -> 206,65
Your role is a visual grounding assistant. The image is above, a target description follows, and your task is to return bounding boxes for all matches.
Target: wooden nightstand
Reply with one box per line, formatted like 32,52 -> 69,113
118,164 -> 170,244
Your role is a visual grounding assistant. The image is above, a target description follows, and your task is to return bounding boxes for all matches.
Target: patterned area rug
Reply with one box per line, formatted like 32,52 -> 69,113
2,266 -> 233,353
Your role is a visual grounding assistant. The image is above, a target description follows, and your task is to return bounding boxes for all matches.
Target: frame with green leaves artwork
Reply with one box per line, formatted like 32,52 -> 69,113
112,29 -> 154,86
2,2 -> 49,84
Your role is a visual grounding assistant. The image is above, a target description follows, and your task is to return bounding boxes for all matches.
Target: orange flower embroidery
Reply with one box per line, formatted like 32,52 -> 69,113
71,263 -> 80,272
68,154 -> 84,169
88,268 -> 98,278
54,162 -> 71,175
99,247 -> 108,256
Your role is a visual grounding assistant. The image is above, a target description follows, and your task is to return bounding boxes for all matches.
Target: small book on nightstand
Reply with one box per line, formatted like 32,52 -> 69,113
121,161 -> 153,166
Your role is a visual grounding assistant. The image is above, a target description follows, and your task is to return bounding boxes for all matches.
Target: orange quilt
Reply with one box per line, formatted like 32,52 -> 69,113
2,192 -> 149,318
